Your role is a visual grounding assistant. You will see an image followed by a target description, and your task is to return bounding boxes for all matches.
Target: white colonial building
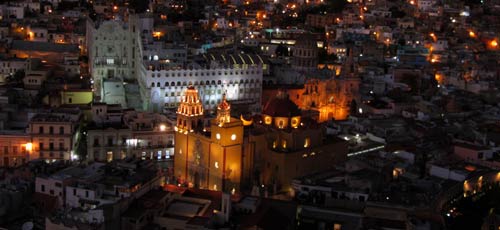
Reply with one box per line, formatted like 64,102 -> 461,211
87,16 -> 142,107
139,65 -> 263,113
89,15 -> 265,113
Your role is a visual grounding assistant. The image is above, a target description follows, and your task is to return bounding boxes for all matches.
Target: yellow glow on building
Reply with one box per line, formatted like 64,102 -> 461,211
282,140 -> 287,149
264,116 -> 272,125
291,117 -> 300,128
153,31 -> 162,39
435,73 -> 444,84
304,138 -> 310,148
61,90 -> 93,105
240,115 -> 253,126
25,142 -> 33,152
490,39 -> 498,48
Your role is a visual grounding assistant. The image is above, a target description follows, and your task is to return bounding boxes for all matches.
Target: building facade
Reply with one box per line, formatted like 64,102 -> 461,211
251,91 -> 349,190
87,17 -> 142,107
0,132 -> 31,167
174,87 -> 246,192
28,112 -> 81,162
87,105 -> 175,162
140,66 -> 263,113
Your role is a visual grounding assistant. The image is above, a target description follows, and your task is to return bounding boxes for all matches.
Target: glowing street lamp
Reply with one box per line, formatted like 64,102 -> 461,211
469,31 -> 476,38
490,39 -> 498,48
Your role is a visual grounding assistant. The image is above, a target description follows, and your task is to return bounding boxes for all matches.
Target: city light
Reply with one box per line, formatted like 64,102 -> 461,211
25,143 -> 32,152
490,40 -> 498,48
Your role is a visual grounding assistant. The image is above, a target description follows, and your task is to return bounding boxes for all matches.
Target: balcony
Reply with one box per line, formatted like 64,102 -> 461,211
38,148 -> 69,152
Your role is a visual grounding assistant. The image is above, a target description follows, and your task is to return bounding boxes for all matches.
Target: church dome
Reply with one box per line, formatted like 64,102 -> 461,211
263,91 -> 301,117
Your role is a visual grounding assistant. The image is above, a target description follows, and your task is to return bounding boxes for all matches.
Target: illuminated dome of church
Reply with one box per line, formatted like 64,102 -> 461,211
263,91 -> 301,117
262,91 -> 302,129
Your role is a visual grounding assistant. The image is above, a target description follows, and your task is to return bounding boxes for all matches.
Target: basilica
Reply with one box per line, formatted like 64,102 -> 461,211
173,85 -> 348,193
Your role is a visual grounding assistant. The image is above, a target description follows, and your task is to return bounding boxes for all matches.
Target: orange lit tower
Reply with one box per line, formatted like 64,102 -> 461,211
176,86 -> 204,133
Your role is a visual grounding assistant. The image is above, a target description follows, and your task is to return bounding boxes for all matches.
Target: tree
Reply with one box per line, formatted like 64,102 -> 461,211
349,100 -> 358,115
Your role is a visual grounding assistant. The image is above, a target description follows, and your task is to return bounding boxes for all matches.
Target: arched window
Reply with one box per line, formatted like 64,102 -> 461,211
157,82 -> 160,87
165,82 -> 169,87
171,81 -> 175,86
177,82 -> 181,86
151,82 -> 155,87
217,80 -> 221,85
206,80 -> 210,85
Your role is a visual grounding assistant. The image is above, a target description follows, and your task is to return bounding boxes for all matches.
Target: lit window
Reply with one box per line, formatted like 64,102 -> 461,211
215,161 -> 219,168
304,138 -> 310,148
291,118 -> 299,128
106,59 -> 114,65
278,120 -> 284,129
216,133 -> 221,140
264,116 -> 272,125
282,140 -> 287,149
107,151 -> 113,162
231,134 -> 236,140
153,55 -> 159,61
273,140 -> 277,149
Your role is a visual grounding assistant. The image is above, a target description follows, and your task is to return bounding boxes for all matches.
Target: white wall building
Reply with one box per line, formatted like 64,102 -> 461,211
0,57 -> 27,77
140,66 -> 263,112
35,176 -> 68,207
87,17 -> 142,107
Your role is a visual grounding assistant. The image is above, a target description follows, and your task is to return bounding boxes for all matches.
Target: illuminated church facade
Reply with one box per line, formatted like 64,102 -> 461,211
173,86 -> 349,193
174,86 -> 246,192
263,48 -> 361,122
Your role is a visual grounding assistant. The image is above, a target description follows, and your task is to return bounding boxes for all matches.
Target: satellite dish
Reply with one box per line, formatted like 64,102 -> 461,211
21,222 -> 33,230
